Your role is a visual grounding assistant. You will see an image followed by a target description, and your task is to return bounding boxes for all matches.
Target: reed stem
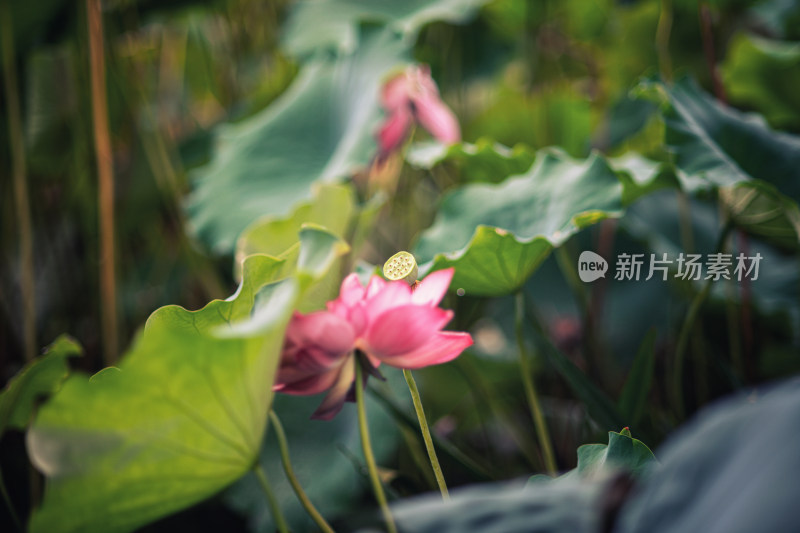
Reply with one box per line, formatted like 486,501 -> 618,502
87,0 -> 118,363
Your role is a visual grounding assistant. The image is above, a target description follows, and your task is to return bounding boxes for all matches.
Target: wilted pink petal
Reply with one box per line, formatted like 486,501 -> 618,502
364,306 -> 453,357
411,65 -> 437,93
378,107 -> 413,156
411,268 -> 454,307
311,360 -> 356,420
379,332 -> 474,369
382,74 -> 411,112
376,64 -> 460,160
413,93 -> 461,145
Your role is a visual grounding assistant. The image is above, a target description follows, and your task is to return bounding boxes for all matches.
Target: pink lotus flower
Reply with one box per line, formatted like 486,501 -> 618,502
274,268 -> 473,420
377,65 -> 461,159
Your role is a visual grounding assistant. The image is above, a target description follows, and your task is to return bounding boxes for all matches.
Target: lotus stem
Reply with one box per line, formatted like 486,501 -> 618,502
656,0 -> 673,82
515,292 -> 558,476
355,359 -> 397,533
268,411 -> 335,533
1,0 -> 36,362
87,0 -> 118,363
403,369 -> 449,499
673,223 -> 732,418
253,463 -> 289,533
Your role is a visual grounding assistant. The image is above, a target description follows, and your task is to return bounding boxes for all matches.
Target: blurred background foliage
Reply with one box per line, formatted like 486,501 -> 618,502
2,0 -> 297,373
2,0 -> 800,531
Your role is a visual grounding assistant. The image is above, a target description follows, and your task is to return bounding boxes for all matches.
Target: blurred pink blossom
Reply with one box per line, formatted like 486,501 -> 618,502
274,268 -> 472,420
377,65 -> 461,159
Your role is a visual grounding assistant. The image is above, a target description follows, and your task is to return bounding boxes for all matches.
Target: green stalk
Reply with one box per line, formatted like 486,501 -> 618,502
253,464 -> 289,533
355,360 -> 397,533
725,278 -> 744,379
672,279 -> 712,419
677,191 -> 696,254
656,0 -> 673,82
672,223 -> 733,418
398,424 -> 438,488
515,292 -> 557,476
456,356 -> 541,470
699,1 -> 727,103
554,246 -> 588,310
691,326 -> 709,406
86,0 -> 118,363
402,369 -> 449,500
734,231 -> 753,381
0,467 -> 21,531
555,245 -> 605,385
367,383 -> 495,482
1,0 -> 36,362
119,53 -> 226,302
268,411 -> 335,533
3,0 -> 42,511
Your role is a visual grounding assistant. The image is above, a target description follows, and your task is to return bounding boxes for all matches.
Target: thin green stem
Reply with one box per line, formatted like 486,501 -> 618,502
672,279 -> 712,419
87,0 -> 118,363
673,223 -> 733,418
656,0 -> 673,82
677,191 -> 695,254
355,360 -> 397,533
725,276 -> 744,379
735,231 -> 753,380
253,464 -> 289,533
367,383 -> 495,482
455,357 -> 541,470
268,411 -> 335,533
0,468 -> 21,531
398,424 -> 437,488
402,369 -> 449,500
1,0 -> 36,362
515,292 -> 557,476
555,245 -> 604,385
691,326 -> 709,406
554,246 -> 588,310
699,1 -> 727,103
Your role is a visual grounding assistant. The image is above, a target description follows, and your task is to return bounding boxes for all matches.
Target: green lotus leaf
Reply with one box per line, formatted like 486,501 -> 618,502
236,182 -> 379,311
608,153 -> 679,205
414,149 -> 660,296
571,429 -> 655,479
236,184 -> 356,267
282,0 -> 489,57
719,181 -> 800,251
186,29 -> 408,253
407,139 -> 536,184
634,76 -> 800,202
528,429 -> 656,485
27,228 -> 347,533
635,76 -> 800,245
722,34 -> 800,130
0,335 -> 82,436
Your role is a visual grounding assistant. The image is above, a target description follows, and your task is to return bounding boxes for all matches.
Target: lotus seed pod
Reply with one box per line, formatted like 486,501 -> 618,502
383,251 -> 418,285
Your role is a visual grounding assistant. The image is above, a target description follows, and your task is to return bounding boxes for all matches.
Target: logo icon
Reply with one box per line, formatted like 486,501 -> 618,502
578,251 -> 608,282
